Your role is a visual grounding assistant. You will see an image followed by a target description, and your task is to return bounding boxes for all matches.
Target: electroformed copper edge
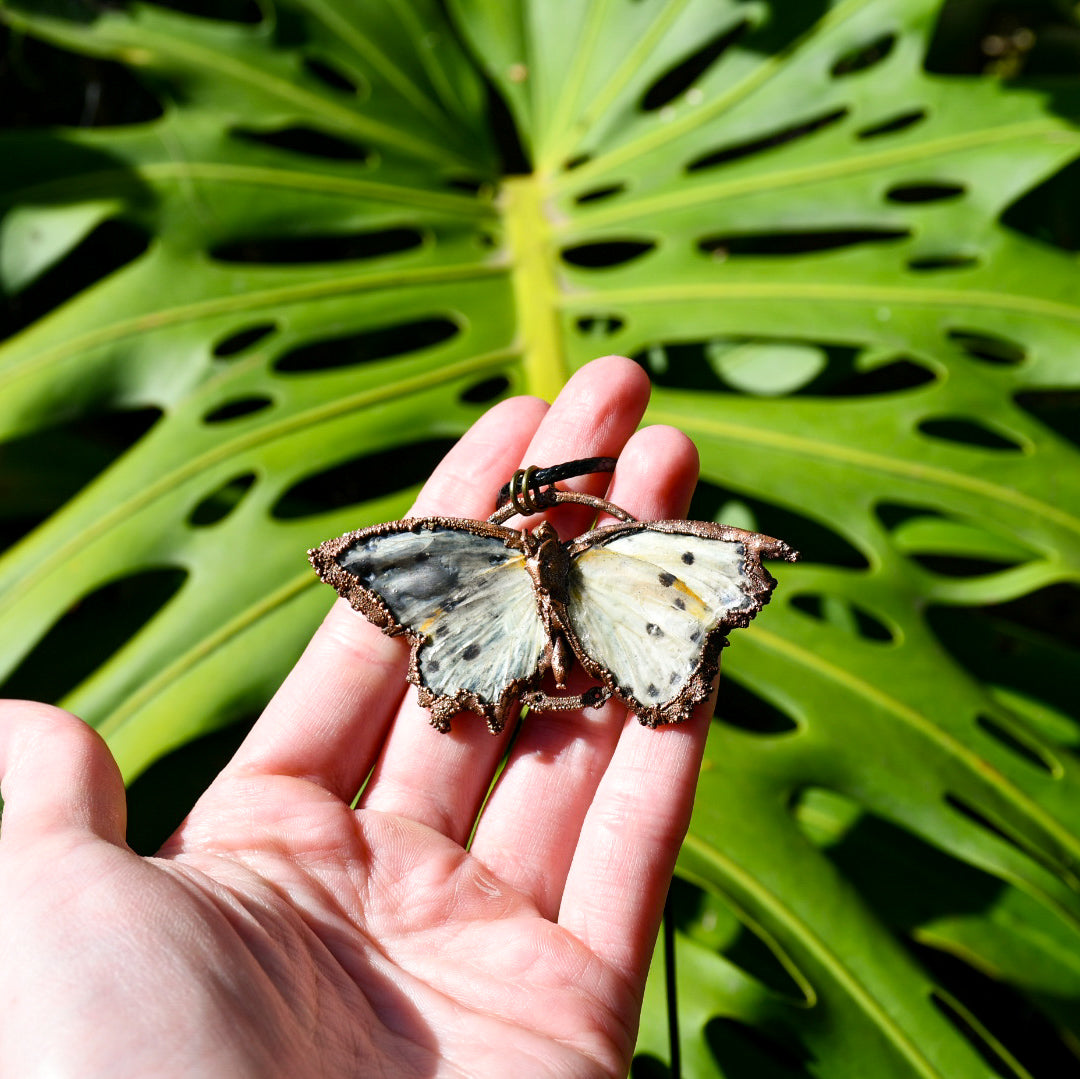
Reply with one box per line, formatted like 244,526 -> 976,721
309,486 -> 800,734
562,518 -> 797,726
308,516 -> 545,734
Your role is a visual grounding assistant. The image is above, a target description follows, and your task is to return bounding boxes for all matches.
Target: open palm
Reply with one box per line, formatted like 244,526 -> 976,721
0,357 -> 710,1078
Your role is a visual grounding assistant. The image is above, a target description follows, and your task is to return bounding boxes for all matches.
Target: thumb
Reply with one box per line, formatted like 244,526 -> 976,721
0,700 -> 127,847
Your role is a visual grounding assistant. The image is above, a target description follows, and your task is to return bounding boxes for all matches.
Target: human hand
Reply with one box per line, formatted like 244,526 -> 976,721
0,356 -> 710,1078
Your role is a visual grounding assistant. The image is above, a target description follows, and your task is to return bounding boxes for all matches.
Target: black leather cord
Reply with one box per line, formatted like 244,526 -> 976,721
495,456 -> 617,510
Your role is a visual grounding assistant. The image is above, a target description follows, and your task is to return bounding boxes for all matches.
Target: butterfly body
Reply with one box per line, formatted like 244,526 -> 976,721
310,500 -> 796,734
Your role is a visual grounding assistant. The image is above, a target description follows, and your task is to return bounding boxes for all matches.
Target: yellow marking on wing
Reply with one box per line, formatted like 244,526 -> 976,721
673,578 -> 703,605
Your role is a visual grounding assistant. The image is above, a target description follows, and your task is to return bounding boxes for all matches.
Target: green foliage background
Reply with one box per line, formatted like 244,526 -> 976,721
1,0 -> 1079,1074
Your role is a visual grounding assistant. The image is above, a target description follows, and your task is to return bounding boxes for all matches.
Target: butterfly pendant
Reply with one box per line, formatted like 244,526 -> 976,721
309,457 -> 798,734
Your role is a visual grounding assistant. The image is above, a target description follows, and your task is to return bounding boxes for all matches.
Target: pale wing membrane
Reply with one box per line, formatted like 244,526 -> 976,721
567,530 -> 758,715
336,527 -> 547,708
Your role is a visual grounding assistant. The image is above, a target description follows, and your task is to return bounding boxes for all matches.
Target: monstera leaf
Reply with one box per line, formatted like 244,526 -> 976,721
1,0 -> 1079,1075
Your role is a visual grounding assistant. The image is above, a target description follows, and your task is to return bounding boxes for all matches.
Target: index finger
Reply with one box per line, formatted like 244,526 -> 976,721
220,391 -> 550,798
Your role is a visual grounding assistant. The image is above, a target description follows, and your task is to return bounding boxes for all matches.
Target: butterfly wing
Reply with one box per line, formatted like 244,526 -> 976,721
564,521 -> 797,726
309,519 -> 548,732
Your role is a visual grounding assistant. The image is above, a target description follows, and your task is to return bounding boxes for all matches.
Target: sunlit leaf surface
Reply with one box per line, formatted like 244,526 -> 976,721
2,1 -> 1078,1074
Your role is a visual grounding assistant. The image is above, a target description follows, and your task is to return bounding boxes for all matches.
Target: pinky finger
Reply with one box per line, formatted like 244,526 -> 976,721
0,701 -> 127,848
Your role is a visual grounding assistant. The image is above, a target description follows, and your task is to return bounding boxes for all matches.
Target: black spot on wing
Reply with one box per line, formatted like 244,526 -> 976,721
646,622 -> 664,637
426,656 -> 440,673
669,671 -> 681,685
659,571 -> 676,587
463,643 -> 481,661
647,683 -> 660,698
682,551 -> 695,565
690,629 -> 702,643
674,597 -> 686,611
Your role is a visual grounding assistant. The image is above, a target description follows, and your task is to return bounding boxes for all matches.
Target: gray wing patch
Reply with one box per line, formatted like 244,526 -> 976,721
337,528 -> 519,627
336,525 -> 547,717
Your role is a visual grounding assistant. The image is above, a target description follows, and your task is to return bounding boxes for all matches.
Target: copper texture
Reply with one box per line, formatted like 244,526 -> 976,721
308,460 -> 798,733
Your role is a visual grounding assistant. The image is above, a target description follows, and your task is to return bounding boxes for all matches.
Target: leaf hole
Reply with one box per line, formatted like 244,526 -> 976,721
560,240 -> 656,269
1014,389 -> 1080,449
1002,156 -> 1080,252
0,219 -> 150,341
923,947 -> 1075,1079
212,322 -> 277,358
144,0 -> 264,22
125,715 -> 255,855
693,479 -> 869,569
714,677 -> 798,734
629,1054 -> 670,1079
820,357 -> 937,396
574,182 -> 627,206
886,181 -> 966,203
0,30 -> 163,127
976,714 -> 1059,777
188,472 -> 257,527
984,584 -> 1080,650
667,877 -> 812,1004
912,554 -> 1025,577
271,438 -> 457,519
944,794 -> 1023,849
907,253 -> 980,272
0,408 -> 162,553
686,107 -> 848,173
230,125 -> 368,161
211,226 -> 423,264
874,503 -> 1037,569
639,18 -> 751,111
917,416 -> 1026,452
699,227 -> 908,258
445,176 -> 488,196
705,1018 -> 811,1075
574,314 -> 625,337
202,396 -> 274,424
927,598 -> 1080,730
947,328 -> 1027,367
0,567 -> 188,703
790,594 -> 895,643
274,316 -> 459,373
929,990 -> 1030,1079
875,502 -> 942,531
942,794 -> 1064,880
302,55 -> 359,96
831,32 -> 897,77
791,787 -> 1008,924
634,336 -> 883,398
856,108 -> 927,139
459,376 -> 510,404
